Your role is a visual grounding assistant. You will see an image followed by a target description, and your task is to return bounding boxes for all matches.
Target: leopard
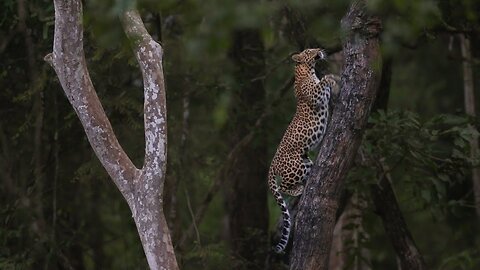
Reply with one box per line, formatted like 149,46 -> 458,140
268,48 -> 339,253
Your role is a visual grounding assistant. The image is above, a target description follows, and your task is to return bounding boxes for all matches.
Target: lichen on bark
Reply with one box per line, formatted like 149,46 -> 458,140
46,1 -> 178,269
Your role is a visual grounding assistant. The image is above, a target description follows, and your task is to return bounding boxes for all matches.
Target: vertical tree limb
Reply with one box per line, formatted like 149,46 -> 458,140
290,1 -> 382,269
45,1 -> 137,196
121,10 -> 167,178
45,1 -> 178,269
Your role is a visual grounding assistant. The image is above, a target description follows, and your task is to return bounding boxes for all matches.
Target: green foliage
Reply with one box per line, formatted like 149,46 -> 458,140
358,111 -> 476,210
0,0 -> 16,27
182,243 -> 230,270
0,205 -> 34,269
439,248 -> 480,270
1,0 -> 479,269
345,110 -> 479,268
369,0 -> 441,46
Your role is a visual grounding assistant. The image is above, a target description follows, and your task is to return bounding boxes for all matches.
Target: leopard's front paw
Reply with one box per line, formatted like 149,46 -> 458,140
324,74 -> 340,97
324,74 -> 340,82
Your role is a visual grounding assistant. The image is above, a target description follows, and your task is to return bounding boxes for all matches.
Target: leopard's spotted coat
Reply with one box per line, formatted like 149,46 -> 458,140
269,48 -> 339,253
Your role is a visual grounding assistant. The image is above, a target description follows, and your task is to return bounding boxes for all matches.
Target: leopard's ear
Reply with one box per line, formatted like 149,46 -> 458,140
291,53 -> 302,63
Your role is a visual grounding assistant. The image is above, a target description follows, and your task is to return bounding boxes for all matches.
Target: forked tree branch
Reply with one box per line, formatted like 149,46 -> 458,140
44,1 -> 137,197
45,1 -> 178,269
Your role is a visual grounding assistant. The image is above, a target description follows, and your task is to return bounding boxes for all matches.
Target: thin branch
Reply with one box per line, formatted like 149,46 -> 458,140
120,10 -> 178,270
184,188 -> 201,246
121,10 -> 167,182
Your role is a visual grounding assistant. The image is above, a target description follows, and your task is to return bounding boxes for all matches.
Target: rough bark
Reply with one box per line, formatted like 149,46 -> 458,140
458,34 -> 480,219
45,1 -> 178,269
327,60 -> 392,270
329,58 -> 426,270
290,1 -> 382,269
225,28 -> 269,267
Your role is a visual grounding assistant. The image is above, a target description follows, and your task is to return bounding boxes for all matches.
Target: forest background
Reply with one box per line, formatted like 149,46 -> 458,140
1,0 -> 479,269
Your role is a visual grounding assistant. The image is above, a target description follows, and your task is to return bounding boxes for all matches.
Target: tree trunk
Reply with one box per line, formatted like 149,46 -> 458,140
225,28 -> 269,268
458,34 -> 480,219
290,1 -> 382,269
45,2 -> 178,269
329,57 -> 426,270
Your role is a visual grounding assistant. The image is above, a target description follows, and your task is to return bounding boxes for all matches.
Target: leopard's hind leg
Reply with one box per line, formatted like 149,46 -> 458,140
279,157 -> 311,196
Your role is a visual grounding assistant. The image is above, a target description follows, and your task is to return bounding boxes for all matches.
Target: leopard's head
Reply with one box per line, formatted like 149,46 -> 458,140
291,48 -> 326,67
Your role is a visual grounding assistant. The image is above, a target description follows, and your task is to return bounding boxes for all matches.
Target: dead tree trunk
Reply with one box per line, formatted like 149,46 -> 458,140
289,1 -> 382,269
45,1 -> 178,269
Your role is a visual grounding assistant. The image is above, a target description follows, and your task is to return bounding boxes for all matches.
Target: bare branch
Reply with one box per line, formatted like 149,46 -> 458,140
47,2 -> 178,269
46,0 -> 138,196
121,10 -> 167,183
184,188 -> 202,246
120,10 -> 178,270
